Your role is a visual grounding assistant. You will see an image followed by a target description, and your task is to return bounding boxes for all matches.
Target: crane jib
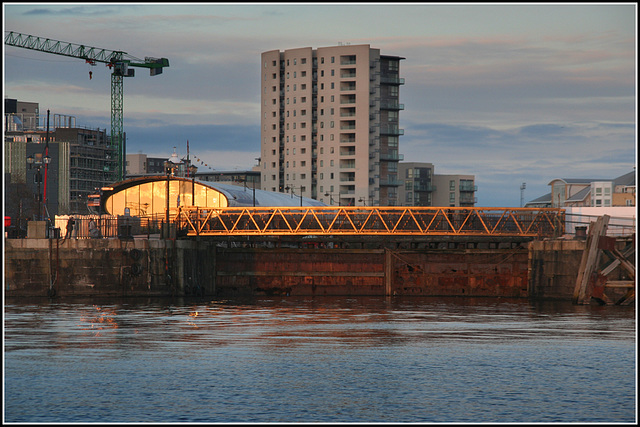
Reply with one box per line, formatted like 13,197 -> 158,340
4,31 -> 169,71
4,30 -> 169,182
5,31 -> 122,64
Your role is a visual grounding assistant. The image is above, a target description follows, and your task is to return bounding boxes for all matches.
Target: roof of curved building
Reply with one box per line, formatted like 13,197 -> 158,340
103,176 -> 326,208
205,180 -> 326,207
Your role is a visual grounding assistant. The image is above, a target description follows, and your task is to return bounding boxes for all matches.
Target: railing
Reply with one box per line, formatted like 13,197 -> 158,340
18,209 -> 633,240
172,207 -> 566,238
51,214 -> 164,239
379,125 -> 404,135
379,101 -> 405,110
379,178 -> 400,186
564,213 -> 636,237
379,76 -> 405,85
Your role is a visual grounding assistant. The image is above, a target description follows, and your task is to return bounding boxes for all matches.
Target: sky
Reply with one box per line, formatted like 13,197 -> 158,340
3,2 -> 637,207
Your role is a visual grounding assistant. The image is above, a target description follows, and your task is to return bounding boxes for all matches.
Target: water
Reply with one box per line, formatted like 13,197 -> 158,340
4,296 -> 636,423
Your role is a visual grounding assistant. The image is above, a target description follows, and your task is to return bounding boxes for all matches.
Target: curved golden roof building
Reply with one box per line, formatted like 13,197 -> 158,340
98,176 -> 325,217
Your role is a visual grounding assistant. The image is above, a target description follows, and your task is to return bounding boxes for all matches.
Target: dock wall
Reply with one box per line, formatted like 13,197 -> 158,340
3,236 -> 626,300
4,238 -> 217,298
528,239 -> 586,299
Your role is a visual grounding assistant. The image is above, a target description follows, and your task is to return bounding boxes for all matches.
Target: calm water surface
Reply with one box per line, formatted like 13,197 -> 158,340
4,296 -> 637,423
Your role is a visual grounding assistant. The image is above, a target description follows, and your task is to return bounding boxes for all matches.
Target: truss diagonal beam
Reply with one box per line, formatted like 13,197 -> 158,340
173,206 -> 565,238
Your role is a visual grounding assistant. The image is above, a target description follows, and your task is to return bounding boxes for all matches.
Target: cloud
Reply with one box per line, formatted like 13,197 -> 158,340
515,124 -> 572,138
4,4 -> 635,207
399,120 -> 635,206
402,121 -> 633,162
21,6 -> 119,16
125,123 -> 260,167
397,30 -> 635,107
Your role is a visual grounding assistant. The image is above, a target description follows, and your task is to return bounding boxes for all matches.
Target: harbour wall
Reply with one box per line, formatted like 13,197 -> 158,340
6,236 -> 623,301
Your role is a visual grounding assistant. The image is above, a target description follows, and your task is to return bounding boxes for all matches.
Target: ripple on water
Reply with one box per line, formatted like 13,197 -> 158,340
4,296 -> 636,423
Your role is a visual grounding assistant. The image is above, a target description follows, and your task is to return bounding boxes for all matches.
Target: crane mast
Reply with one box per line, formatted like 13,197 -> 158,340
4,31 -> 169,181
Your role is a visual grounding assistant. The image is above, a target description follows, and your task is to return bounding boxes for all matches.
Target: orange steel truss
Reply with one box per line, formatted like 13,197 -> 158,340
173,206 -> 565,238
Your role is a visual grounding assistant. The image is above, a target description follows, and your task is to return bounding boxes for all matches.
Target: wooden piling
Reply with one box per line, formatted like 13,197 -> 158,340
573,215 -> 609,304
573,215 -> 636,306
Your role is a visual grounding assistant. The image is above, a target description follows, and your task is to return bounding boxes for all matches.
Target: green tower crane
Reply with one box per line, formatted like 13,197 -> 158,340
4,31 -> 169,181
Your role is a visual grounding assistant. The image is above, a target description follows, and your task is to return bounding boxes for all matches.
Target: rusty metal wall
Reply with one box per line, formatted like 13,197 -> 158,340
213,248 -> 386,297
212,246 -> 530,298
387,249 -> 529,298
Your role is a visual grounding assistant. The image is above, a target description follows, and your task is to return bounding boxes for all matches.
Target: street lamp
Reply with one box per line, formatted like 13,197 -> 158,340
42,155 -> 51,217
324,192 -> 337,206
286,185 -> 303,206
189,164 -> 198,206
358,197 -> 367,206
164,158 -> 179,238
27,154 -> 51,220
245,175 -> 256,207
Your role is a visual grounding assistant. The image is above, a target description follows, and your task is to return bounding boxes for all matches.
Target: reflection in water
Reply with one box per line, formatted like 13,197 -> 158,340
4,296 -> 636,423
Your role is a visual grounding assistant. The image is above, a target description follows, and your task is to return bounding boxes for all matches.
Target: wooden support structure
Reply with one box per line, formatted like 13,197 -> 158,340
574,215 -> 609,304
573,215 -> 636,305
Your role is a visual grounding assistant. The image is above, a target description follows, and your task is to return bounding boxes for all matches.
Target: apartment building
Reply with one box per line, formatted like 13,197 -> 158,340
432,174 -> 477,207
398,162 -> 435,206
260,44 -> 405,206
398,162 -> 477,207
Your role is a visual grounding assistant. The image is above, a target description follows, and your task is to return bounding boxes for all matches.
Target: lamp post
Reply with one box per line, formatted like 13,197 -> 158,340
324,192 -> 337,206
164,160 -> 170,237
358,197 -> 367,206
243,175 -> 256,207
43,155 -> 51,217
164,159 -> 178,238
43,110 -> 50,218
189,164 -> 198,206
286,185 -> 303,206
27,153 -> 51,220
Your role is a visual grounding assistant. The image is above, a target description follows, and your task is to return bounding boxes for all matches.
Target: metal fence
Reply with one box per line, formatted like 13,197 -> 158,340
565,213 -> 636,237
53,215 -> 164,239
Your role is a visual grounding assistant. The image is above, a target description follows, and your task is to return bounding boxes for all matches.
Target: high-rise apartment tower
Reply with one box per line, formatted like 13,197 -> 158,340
260,44 -> 404,206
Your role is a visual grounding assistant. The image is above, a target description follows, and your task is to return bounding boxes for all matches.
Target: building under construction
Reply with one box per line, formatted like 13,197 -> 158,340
4,98 -> 117,225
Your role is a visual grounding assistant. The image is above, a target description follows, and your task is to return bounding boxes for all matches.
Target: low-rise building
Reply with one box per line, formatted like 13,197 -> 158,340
526,171 -> 636,208
126,153 -> 167,175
